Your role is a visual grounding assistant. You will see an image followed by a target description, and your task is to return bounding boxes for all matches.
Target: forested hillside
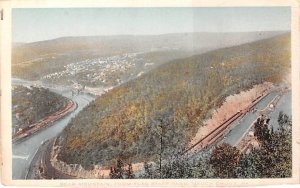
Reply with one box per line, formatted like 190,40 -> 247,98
12,86 -> 68,132
146,113 -> 292,179
57,33 -> 290,169
12,32 -> 284,87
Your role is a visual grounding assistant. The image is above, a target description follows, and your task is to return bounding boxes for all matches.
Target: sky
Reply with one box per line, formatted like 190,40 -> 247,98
12,7 -> 291,43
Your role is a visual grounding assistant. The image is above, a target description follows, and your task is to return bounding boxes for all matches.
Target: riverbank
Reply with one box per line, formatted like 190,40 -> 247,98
29,135 -> 146,179
12,78 -> 95,179
12,99 -> 77,143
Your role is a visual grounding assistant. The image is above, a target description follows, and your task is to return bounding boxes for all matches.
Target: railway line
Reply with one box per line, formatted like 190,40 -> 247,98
12,78 -> 96,179
38,89 -> 275,179
32,87 -> 290,179
12,100 -> 77,143
182,90 -> 271,154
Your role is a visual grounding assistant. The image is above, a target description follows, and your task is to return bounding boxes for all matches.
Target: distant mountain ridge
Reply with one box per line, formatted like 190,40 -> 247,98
13,31 -> 286,62
14,31 -> 288,46
12,31 -> 288,88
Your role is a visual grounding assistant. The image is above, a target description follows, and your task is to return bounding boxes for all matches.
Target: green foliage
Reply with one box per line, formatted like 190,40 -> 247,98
153,113 -> 292,179
139,150 -> 214,179
254,117 -> 271,143
137,113 -> 292,179
125,163 -> 135,179
140,162 -> 157,178
161,157 -> 193,178
12,86 -> 68,131
109,159 -> 135,179
209,143 -> 241,178
58,34 -> 291,169
237,113 -> 292,178
109,159 -> 124,179
278,111 -> 290,127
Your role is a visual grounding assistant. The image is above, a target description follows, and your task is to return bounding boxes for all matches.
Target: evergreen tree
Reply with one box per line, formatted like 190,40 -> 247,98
125,163 -> 135,179
109,159 -> 124,179
254,117 -> 271,144
209,143 -> 241,178
142,162 -> 155,178
115,159 -> 124,179
109,166 -> 117,179
237,113 -> 292,178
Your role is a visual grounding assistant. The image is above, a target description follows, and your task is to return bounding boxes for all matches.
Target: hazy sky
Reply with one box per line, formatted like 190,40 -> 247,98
12,7 -> 290,43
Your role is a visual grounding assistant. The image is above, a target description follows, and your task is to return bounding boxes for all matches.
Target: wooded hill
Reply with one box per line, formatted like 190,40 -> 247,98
12,31 -> 285,85
57,33 -> 290,169
12,86 -> 68,131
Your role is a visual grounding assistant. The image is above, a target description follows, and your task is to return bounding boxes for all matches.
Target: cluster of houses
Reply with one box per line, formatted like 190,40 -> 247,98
41,52 -> 148,87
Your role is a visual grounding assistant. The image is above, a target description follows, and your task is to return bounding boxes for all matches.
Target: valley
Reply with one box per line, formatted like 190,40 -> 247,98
56,33 -> 290,169
11,32 -> 292,179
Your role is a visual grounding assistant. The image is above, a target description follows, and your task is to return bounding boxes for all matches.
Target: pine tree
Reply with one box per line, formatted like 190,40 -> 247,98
237,113 -> 292,178
142,162 -> 154,178
209,143 -> 241,178
125,163 -> 135,179
109,167 -> 117,179
109,166 -> 116,178
254,117 -> 271,144
109,159 -> 124,179
115,159 -> 124,179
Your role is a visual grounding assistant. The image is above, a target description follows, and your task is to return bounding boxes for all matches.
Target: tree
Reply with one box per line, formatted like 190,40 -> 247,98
109,159 -> 124,179
237,113 -> 292,178
254,117 -> 271,144
141,162 -> 156,178
278,111 -> 289,126
109,167 -> 117,179
151,111 -> 172,178
161,157 -> 193,178
125,163 -> 135,179
209,143 -> 241,178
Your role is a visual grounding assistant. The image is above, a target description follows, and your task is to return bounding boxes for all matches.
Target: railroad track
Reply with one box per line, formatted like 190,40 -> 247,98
12,100 -> 77,143
182,91 -> 271,155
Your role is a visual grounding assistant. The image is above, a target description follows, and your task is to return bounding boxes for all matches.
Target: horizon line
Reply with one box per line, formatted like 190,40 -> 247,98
14,30 -> 291,44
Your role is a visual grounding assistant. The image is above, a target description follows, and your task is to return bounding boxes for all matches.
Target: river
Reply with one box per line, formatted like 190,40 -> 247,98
12,78 -> 292,179
12,78 -> 95,179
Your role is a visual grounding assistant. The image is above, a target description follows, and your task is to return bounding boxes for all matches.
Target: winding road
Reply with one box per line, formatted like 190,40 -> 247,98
12,78 -> 291,179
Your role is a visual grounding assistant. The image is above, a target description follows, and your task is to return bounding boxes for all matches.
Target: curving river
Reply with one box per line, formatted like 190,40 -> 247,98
12,78 -> 95,179
12,78 -> 292,179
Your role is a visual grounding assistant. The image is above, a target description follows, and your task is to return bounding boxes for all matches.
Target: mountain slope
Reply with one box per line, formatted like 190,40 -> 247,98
12,31 -> 285,88
12,86 -> 68,133
57,33 -> 290,169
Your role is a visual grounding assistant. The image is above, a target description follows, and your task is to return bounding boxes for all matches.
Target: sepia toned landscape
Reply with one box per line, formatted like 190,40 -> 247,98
11,8 -> 292,179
